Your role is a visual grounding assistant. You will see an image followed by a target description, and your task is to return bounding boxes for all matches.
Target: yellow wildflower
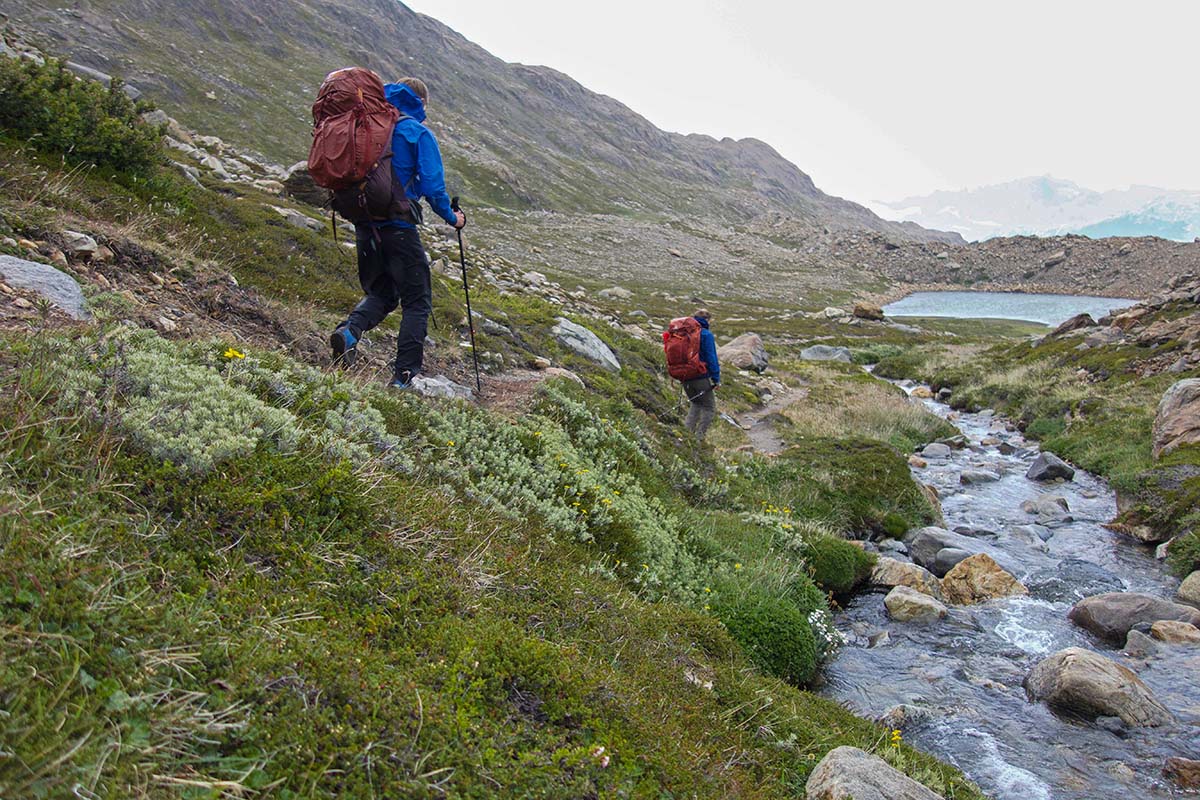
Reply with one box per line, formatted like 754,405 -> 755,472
223,347 -> 245,359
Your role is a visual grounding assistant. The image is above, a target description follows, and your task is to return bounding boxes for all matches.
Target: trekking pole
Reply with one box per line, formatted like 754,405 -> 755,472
451,196 -> 482,394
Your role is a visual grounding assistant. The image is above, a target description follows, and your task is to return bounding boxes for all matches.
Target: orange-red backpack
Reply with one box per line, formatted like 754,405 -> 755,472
663,317 -> 707,381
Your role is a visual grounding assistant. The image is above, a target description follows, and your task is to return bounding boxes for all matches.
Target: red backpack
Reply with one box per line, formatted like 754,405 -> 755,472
307,67 -> 411,223
663,317 -> 707,381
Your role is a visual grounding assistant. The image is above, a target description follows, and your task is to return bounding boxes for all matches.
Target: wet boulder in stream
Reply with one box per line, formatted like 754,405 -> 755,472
904,526 -> 993,577
1178,570 -> 1200,608
870,556 -> 943,599
885,585 -> 948,622
1025,647 -> 1174,727
1021,494 -> 1073,524
940,553 -> 1028,605
1069,592 -> 1200,644
1026,452 -> 1075,481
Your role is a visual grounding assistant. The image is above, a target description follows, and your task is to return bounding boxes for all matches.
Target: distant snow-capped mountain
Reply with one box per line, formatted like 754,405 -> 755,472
878,176 -> 1200,242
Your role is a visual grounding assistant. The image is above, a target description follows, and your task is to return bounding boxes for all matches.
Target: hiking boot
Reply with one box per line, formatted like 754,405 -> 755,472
330,326 -> 358,367
389,370 -> 417,390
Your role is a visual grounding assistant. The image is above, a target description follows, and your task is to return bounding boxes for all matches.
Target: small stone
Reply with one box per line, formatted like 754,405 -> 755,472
908,455 -> 927,468
921,442 -> 952,459
17,238 -> 38,251
911,386 -> 934,399
1164,757 -> 1200,789
1026,452 -> 1076,482
12,296 -> 33,309
1149,619 -> 1200,644
156,315 -> 178,332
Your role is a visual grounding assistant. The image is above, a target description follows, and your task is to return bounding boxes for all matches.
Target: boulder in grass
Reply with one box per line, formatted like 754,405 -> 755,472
1025,647 -> 1173,727
1069,592 -> 1200,644
0,255 -> 90,320
552,317 -> 620,372
806,746 -> 947,800
717,332 -> 768,373
1152,379 -> 1200,458
1026,452 -> 1075,482
800,344 -> 851,363
852,302 -> 885,321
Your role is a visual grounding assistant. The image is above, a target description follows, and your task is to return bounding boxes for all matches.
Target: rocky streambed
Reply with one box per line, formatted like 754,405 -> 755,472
819,389 -> 1200,799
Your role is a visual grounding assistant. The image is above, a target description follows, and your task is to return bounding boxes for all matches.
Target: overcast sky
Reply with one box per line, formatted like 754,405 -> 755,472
402,0 -> 1200,208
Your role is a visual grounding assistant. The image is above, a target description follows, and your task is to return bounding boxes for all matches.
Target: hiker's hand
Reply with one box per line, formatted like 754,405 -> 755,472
454,210 -> 467,229
712,382 -> 720,391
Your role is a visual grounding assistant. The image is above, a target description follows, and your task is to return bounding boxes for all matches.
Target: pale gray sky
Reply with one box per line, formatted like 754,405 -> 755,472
402,0 -> 1200,208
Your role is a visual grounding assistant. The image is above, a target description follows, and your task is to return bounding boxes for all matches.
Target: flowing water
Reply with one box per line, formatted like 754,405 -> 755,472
819,390 -> 1200,799
883,291 -> 1139,326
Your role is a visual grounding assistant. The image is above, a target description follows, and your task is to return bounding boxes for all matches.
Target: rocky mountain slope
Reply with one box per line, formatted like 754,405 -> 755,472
0,0 -> 956,246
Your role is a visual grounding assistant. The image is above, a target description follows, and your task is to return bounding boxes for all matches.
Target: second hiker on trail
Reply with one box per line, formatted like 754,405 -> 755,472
311,69 -> 465,389
663,308 -> 721,440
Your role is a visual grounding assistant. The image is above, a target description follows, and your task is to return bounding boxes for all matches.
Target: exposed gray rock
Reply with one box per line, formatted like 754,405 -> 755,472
904,527 -> 991,576
1049,313 -> 1096,338
921,442 -> 952,459
60,230 -> 98,258
0,255 -> 90,319
409,374 -> 473,400
1026,559 -> 1125,603
270,206 -> 323,233
806,746 -> 946,800
799,344 -> 851,362
1026,452 -> 1075,482
1153,379 -> 1200,458
1021,495 -> 1073,524
933,548 -> 973,577
597,285 -> 631,300
718,332 -> 768,373
552,317 -> 620,372
960,469 -> 1000,485
1012,524 -> 1054,543
884,585 -> 948,622
1024,647 -> 1173,727
1070,592 -> 1200,643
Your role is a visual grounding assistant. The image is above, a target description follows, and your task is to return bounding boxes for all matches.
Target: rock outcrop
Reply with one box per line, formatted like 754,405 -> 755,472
551,318 -> 620,372
799,344 -> 851,363
806,746 -> 946,800
1153,379 -> 1200,457
1025,647 -> 1173,727
1069,592 -> 1200,643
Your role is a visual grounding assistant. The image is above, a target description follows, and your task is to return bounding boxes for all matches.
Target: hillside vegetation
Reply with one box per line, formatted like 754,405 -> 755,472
0,55 -> 997,799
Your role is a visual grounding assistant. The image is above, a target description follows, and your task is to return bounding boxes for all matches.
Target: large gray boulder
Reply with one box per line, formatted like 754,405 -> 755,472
0,255 -> 90,320
806,746 -> 946,800
1024,647 -> 1173,727
885,585 -> 948,622
1026,452 -> 1075,482
904,527 -> 988,576
799,344 -> 851,363
1153,379 -> 1200,458
552,318 -> 620,372
717,332 -> 768,373
410,374 -> 473,400
1069,592 -> 1200,643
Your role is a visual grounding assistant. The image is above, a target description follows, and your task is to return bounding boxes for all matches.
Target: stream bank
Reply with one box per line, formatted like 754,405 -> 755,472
820,388 -> 1199,800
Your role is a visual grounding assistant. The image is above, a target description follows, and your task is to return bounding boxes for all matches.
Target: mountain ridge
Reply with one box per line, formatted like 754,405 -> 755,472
0,0 -> 960,245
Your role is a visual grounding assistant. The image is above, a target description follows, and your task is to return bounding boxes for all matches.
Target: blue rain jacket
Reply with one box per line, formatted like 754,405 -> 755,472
695,316 -> 720,384
382,83 -> 457,227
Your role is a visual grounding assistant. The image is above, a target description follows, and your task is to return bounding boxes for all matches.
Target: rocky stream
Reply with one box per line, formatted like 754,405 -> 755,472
820,388 -> 1200,799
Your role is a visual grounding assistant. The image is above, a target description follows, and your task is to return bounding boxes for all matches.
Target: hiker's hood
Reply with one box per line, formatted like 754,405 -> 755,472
693,316 -> 710,330
384,83 -> 426,123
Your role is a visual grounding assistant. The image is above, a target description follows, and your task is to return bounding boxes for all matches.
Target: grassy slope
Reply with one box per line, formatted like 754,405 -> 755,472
0,145 -> 989,797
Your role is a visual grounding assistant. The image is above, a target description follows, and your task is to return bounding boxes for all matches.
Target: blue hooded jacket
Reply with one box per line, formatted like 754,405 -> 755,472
382,83 -> 457,227
695,316 -> 720,384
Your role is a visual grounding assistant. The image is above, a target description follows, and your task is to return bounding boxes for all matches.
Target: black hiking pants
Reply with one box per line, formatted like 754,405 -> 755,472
343,226 -> 432,379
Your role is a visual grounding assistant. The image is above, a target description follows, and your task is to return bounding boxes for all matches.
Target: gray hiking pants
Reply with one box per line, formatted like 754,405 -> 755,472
683,377 -> 716,440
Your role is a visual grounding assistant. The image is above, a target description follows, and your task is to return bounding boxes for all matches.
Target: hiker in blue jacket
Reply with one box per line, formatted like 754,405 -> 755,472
685,309 -> 721,439
330,77 -> 465,388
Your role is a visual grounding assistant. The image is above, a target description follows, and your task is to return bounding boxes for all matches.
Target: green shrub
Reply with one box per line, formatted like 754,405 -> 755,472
712,587 -> 818,686
852,343 -> 904,366
0,56 -> 163,176
805,536 -> 876,595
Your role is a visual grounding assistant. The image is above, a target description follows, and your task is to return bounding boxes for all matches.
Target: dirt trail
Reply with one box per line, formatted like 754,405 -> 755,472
737,384 -> 809,455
